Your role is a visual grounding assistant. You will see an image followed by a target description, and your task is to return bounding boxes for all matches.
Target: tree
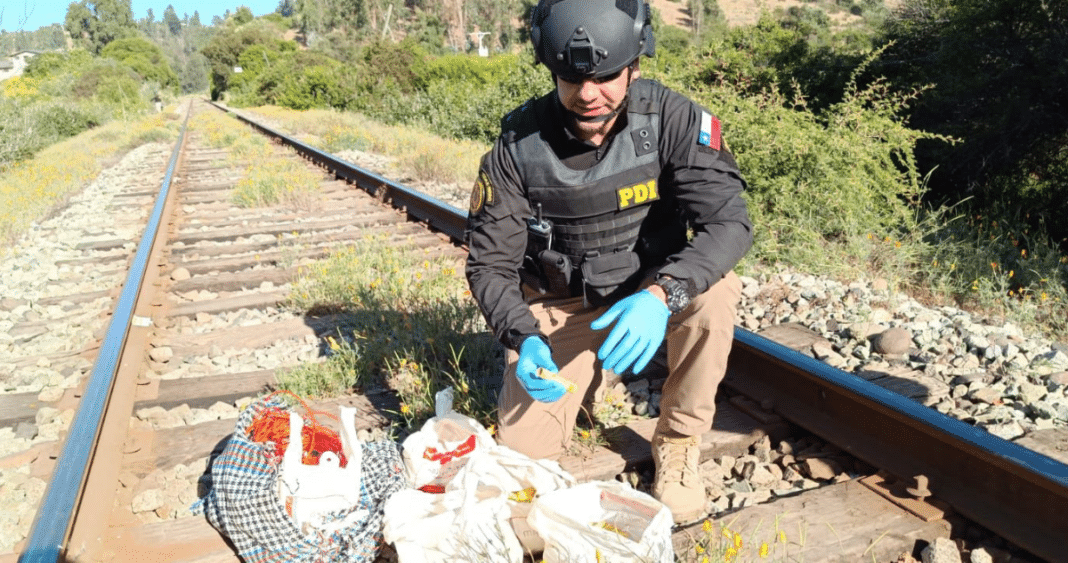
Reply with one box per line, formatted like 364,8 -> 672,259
190,11 -> 201,27
277,0 -> 296,18
879,0 -> 1068,245
102,35 -> 179,89
64,0 -> 137,53
163,4 -> 181,35
199,23 -> 277,99
234,6 -> 255,25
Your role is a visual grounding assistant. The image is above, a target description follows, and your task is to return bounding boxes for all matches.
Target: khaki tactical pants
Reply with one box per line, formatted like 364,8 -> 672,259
497,271 -> 742,460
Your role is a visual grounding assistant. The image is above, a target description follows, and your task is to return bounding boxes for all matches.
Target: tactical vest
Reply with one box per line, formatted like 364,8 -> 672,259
505,86 -> 662,270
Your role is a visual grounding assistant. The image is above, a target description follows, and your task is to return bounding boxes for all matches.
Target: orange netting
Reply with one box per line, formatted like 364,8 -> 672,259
248,390 -> 348,467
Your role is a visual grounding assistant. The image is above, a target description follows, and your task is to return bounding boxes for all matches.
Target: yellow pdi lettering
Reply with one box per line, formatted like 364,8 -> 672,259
617,180 -> 659,210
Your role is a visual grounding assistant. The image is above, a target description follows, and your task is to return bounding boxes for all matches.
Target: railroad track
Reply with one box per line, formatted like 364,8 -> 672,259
6,99 -> 1068,563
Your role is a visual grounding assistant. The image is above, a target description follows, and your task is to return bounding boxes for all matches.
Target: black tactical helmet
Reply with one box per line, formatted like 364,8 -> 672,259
530,0 -> 655,82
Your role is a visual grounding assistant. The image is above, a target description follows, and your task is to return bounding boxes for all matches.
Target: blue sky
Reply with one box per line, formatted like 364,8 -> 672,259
3,1 -> 280,33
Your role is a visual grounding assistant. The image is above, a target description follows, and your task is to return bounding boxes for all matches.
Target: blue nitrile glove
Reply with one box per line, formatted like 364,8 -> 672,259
590,290 -> 670,375
516,336 -> 567,403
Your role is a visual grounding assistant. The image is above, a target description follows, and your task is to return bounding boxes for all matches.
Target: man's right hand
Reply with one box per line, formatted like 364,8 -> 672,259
516,336 -> 567,403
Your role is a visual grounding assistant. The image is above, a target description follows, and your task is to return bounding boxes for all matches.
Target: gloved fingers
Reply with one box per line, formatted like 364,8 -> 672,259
530,382 -> 567,403
517,372 -> 567,402
534,354 -> 559,373
599,314 -> 640,361
590,301 -> 626,331
630,343 -> 659,375
603,332 -> 640,373
612,340 -> 649,375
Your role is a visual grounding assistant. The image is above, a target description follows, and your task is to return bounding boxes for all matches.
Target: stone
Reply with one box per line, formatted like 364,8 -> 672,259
921,537 -> 962,563
799,457 -> 840,481
149,346 -> 174,363
873,327 -> 912,355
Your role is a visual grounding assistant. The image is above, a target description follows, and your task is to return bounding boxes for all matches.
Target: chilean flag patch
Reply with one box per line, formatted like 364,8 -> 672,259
698,111 -> 721,151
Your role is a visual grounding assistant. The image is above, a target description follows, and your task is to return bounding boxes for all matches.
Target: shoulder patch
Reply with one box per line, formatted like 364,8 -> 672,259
697,111 -> 721,151
468,170 -> 495,215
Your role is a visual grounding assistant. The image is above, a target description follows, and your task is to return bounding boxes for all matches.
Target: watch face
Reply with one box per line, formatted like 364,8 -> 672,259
658,278 -> 691,314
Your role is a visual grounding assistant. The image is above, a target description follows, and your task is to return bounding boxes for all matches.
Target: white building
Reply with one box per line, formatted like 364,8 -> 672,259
0,50 -> 42,82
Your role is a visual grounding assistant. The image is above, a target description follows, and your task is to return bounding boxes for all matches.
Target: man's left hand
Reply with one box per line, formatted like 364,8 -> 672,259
590,289 -> 669,375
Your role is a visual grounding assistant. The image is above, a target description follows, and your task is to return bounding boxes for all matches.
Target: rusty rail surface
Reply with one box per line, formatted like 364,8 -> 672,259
725,329 -> 1068,563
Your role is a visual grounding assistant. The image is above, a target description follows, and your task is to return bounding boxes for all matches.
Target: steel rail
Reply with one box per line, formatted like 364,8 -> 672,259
725,328 -> 1068,563
213,102 -> 469,242
205,104 -> 1068,561
19,105 -> 192,563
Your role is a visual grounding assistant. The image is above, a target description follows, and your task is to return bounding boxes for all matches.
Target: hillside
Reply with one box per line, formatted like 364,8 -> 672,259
649,0 -> 900,29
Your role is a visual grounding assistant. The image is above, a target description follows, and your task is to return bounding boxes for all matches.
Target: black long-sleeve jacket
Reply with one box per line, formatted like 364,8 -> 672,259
465,78 -> 753,350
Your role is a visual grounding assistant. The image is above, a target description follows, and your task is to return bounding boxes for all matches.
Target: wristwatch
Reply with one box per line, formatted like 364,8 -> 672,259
655,276 -> 692,314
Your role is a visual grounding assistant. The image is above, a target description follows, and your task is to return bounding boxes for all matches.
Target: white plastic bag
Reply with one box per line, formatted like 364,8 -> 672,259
527,481 -> 675,563
277,406 -> 366,534
401,388 -> 495,492
382,485 -> 522,562
454,446 -> 576,553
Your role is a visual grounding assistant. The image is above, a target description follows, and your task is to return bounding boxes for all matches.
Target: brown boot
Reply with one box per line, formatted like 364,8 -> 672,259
651,431 -> 705,525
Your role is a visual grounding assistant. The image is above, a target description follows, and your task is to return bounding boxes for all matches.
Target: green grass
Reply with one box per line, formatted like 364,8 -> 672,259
188,109 -> 325,208
0,108 -> 180,250
245,105 -> 488,187
279,235 -> 500,431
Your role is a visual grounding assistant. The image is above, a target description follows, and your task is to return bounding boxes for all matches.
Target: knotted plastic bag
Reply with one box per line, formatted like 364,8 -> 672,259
382,482 -> 522,562
453,445 -> 576,553
527,480 -> 675,563
400,387 -> 495,492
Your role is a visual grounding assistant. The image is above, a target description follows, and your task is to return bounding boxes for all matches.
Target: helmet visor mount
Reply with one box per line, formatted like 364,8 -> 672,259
557,27 -> 608,81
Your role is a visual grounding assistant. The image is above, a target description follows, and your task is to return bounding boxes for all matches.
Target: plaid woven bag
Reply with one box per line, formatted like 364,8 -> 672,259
194,397 -> 405,563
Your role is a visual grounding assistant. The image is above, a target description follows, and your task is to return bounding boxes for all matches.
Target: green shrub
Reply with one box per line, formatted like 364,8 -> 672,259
679,50 -> 948,275
0,99 -> 103,167
72,60 -> 145,109
380,53 -> 550,143
24,50 -> 94,80
101,37 -> 179,90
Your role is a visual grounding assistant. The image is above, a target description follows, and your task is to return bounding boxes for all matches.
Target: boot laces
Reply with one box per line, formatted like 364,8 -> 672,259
659,437 -> 699,486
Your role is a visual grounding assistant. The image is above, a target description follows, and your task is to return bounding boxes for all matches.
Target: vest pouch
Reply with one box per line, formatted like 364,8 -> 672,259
580,251 -> 642,308
538,250 -> 572,295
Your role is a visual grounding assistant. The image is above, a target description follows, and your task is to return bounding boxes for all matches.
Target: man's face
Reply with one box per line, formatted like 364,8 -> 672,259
556,64 -> 638,143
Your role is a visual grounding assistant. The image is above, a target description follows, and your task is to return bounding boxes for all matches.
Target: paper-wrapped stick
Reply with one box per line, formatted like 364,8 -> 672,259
536,367 -> 576,393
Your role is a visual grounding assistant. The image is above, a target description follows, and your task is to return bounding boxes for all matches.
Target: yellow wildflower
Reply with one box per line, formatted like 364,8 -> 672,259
779,530 -> 787,544
695,544 -> 705,554
759,542 -> 769,558
400,403 -> 411,415
724,547 -> 738,561
734,532 -> 743,549
702,519 -> 713,533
